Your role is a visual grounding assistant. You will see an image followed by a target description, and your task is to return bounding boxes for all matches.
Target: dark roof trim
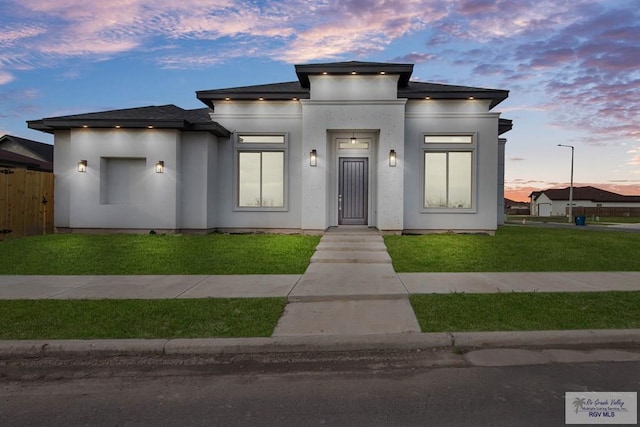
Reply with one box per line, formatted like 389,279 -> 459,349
196,82 -> 309,108
400,82 -> 509,109
295,61 -> 414,88
499,118 -> 513,135
27,105 -> 230,137
197,63 -> 509,110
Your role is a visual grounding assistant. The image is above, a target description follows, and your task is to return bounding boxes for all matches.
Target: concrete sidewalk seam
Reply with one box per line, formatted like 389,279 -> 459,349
173,275 -> 210,299
47,276 -> 102,299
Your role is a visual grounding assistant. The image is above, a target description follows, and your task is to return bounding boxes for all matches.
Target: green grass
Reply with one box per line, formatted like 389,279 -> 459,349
507,215 -> 640,224
0,234 -> 320,275
410,292 -> 640,332
0,298 -> 286,339
385,226 -> 640,272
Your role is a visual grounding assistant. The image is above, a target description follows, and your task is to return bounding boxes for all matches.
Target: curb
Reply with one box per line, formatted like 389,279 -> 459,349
1,329 -> 640,358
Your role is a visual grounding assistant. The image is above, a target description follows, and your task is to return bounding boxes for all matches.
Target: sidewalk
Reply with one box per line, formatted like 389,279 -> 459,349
1,271 -> 639,300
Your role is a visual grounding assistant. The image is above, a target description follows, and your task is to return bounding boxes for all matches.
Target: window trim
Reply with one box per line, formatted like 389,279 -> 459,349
233,132 -> 288,212
421,133 -> 477,213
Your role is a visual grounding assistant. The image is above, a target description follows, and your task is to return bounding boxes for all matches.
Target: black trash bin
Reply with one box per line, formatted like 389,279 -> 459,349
575,215 -> 586,226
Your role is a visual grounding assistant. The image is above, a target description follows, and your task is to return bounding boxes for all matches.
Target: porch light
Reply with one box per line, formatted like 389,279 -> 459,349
310,149 -> 317,167
78,160 -> 87,173
389,150 -> 397,167
350,132 -> 357,144
155,161 -> 165,173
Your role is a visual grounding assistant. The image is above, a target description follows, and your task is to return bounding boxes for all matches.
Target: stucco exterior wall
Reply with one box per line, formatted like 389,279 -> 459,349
300,74 -> 405,232
403,100 -> 500,232
53,130 -> 71,228
59,128 -> 180,230
498,138 -> 507,225
211,101 -> 303,230
180,132 -> 217,230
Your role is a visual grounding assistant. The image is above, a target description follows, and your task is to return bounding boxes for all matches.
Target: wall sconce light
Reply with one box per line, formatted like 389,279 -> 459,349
155,161 -> 165,173
389,150 -> 397,167
310,149 -> 317,167
78,160 -> 87,172
350,132 -> 357,144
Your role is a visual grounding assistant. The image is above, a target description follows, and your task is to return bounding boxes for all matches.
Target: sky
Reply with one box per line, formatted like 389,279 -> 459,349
1,0 -> 638,202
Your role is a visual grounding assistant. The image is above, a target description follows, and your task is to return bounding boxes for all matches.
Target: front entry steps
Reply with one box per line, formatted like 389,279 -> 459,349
310,230 -> 392,264
273,228 -> 420,336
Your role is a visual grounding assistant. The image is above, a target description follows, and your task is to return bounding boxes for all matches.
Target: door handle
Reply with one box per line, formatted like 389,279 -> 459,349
338,194 -> 342,211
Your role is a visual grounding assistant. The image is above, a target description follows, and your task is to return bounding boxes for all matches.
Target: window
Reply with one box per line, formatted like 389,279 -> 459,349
338,138 -> 370,150
423,134 -> 474,210
236,134 -> 286,209
238,135 -> 285,144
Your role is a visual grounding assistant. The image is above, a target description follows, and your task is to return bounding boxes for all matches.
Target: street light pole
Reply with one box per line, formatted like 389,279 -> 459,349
557,144 -> 574,223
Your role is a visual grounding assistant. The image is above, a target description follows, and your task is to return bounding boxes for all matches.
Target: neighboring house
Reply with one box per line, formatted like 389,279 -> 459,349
0,135 -> 53,172
530,186 -> 640,216
504,198 -> 529,215
28,61 -> 512,234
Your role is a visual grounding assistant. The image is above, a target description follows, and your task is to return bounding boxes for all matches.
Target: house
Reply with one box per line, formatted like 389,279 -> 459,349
0,135 -> 53,172
504,198 -> 530,215
27,61 -> 512,234
530,186 -> 640,216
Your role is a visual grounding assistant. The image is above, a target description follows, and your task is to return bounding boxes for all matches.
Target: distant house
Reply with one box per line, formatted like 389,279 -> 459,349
0,135 -> 53,172
27,60 -> 513,234
530,186 -> 640,216
504,198 -> 529,215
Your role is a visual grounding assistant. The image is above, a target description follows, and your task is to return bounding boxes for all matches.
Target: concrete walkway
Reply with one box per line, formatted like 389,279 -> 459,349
274,227 -> 420,336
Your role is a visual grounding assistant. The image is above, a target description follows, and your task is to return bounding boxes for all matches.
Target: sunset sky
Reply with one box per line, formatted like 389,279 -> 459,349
1,0 -> 638,201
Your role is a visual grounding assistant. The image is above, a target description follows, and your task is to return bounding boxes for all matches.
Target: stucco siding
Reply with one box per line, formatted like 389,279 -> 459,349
403,100 -> 500,232
53,130 -> 71,228
180,133 -> 217,230
211,101 -> 303,230
65,129 -> 180,230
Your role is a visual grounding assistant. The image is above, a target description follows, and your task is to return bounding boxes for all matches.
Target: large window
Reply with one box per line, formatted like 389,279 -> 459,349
423,135 -> 474,210
236,134 -> 286,209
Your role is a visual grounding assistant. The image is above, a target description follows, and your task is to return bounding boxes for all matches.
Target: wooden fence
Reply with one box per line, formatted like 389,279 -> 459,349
0,168 -> 54,239
570,206 -> 640,217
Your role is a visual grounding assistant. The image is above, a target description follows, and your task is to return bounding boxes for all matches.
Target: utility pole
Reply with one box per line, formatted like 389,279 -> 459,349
557,144 -> 574,223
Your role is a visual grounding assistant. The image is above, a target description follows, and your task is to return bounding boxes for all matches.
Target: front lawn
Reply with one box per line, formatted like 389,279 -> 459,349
385,226 -> 640,272
0,234 -> 320,275
0,298 -> 286,339
410,292 -> 640,332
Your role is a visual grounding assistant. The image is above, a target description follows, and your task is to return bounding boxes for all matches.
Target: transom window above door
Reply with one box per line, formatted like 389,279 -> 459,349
338,138 -> 370,150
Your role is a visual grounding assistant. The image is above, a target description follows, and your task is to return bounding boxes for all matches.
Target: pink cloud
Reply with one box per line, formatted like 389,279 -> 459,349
277,0 -> 448,62
0,71 -> 13,85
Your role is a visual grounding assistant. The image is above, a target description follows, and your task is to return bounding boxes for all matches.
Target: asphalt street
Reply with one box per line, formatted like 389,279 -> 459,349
1,348 -> 639,426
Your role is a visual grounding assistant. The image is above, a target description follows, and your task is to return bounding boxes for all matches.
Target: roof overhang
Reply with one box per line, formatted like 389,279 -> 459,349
28,117 -> 230,138
400,87 -> 510,109
499,118 -> 513,135
295,61 -> 414,88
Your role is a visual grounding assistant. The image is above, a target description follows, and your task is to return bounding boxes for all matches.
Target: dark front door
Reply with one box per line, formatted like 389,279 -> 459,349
338,157 -> 368,225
